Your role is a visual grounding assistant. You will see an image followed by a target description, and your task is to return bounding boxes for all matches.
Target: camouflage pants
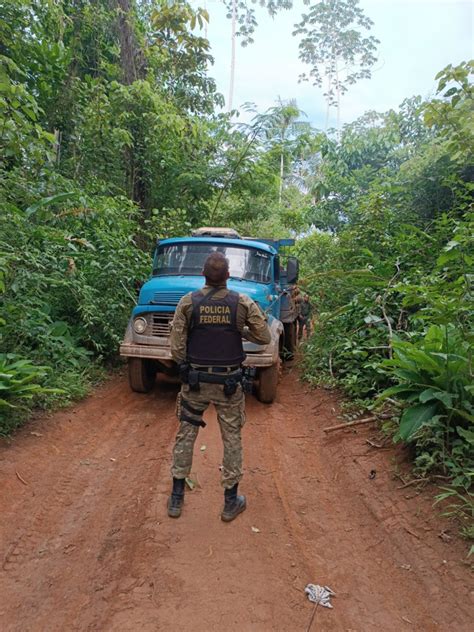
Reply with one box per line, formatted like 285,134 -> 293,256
171,382 -> 246,489
298,316 -> 311,339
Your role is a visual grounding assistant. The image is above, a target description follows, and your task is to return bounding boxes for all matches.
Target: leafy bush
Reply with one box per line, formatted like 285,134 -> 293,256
0,353 -> 61,435
378,325 -> 473,485
0,185 -> 149,430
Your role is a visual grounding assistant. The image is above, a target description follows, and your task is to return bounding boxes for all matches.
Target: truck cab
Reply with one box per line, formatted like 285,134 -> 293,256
119,228 -> 299,403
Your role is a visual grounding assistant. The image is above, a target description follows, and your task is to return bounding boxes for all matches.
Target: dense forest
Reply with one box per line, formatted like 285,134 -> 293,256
0,2 -> 472,535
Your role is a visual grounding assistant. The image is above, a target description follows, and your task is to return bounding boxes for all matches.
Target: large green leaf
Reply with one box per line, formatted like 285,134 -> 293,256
392,368 -> 424,383
398,403 -> 439,441
456,426 -> 474,445
25,193 -> 78,217
378,384 -> 419,399
419,388 -> 453,408
376,384 -> 419,405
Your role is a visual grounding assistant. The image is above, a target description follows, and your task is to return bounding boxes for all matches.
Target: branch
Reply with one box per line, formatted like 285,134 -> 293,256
209,121 -> 264,222
324,417 -> 377,433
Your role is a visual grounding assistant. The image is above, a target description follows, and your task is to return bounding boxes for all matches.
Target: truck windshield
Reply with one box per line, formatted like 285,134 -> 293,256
153,243 -> 272,284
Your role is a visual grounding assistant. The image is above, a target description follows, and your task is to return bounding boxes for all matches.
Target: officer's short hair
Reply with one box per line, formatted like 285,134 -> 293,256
203,252 -> 229,285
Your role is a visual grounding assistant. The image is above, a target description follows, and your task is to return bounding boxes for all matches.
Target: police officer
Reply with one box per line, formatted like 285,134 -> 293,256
168,252 -> 271,521
298,293 -> 313,340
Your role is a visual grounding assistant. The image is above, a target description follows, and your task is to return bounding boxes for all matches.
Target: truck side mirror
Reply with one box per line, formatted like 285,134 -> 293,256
286,257 -> 299,284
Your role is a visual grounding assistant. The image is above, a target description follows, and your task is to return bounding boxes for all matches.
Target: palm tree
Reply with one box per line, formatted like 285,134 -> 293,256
269,99 -> 311,205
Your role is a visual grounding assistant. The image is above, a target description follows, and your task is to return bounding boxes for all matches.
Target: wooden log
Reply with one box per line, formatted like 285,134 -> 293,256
323,417 -> 377,433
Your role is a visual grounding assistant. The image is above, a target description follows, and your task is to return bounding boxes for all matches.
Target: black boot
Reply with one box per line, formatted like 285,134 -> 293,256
167,477 -> 185,518
221,484 -> 246,522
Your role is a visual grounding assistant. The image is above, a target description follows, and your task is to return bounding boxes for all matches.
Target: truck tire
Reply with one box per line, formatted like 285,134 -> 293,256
128,358 -> 156,393
256,358 -> 280,404
283,322 -> 296,359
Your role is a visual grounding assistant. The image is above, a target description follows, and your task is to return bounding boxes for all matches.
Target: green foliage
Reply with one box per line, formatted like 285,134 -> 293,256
424,60 -> 474,163
0,181 -> 149,432
378,326 -> 473,480
0,353 -> 61,432
435,482 -> 474,543
0,54 -> 55,166
149,0 -> 218,113
298,61 -> 474,528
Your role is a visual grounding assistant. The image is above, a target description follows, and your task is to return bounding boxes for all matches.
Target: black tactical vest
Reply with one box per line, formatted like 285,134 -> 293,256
187,289 -> 245,366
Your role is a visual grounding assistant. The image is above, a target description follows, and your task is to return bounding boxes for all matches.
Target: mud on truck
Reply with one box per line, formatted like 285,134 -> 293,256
119,228 -> 300,403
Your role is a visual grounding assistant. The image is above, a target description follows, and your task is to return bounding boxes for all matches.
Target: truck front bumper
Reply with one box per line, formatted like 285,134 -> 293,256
119,343 -> 274,368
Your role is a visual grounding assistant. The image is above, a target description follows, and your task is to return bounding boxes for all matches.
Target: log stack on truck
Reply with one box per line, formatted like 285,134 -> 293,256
119,227 -> 299,403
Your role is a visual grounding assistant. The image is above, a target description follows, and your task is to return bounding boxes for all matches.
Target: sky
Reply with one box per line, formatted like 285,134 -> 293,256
194,0 -> 473,128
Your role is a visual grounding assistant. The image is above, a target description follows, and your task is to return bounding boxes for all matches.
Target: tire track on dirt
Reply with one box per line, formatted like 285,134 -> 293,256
0,377 -> 178,632
1,393 -> 124,577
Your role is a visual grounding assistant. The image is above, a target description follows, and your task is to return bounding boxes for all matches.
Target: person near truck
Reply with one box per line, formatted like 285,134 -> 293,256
167,252 -> 271,521
298,294 -> 313,340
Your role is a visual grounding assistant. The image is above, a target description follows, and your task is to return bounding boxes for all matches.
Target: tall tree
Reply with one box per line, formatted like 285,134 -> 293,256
293,0 -> 379,128
224,0 -> 293,111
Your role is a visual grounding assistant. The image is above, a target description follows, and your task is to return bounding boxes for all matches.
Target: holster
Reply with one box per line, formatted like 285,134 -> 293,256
178,362 -> 190,383
194,369 -> 243,397
180,398 -> 206,428
223,377 -> 238,397
188,369 -> 200,391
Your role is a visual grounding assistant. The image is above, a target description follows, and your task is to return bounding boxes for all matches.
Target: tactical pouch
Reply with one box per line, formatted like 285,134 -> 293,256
188,369 -> 200,391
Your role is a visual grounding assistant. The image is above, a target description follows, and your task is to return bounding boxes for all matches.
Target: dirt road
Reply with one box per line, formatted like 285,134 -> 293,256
0,366 -> 472,631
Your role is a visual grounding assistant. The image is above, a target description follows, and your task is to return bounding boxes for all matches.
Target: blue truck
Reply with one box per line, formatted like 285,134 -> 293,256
119,227 -> 299,403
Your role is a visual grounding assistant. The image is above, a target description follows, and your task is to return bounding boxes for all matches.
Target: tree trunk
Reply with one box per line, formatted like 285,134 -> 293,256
116,0 -> 139,85
115,0 -> 148,210
228,0 -> 237,111
279,149 -> 284,205
325,72 -> 332,131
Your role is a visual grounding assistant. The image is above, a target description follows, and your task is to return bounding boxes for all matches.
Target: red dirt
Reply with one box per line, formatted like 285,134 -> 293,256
0,365 -> 472,631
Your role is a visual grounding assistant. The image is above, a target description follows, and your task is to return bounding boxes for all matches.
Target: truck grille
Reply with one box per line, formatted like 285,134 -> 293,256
152,291 -> 187,305
151,313 -> 173,337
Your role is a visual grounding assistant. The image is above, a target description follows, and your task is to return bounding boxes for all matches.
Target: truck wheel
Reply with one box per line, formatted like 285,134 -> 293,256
256,358 -> 280,404
283,322 -> 296,359
128,358 -> 156,393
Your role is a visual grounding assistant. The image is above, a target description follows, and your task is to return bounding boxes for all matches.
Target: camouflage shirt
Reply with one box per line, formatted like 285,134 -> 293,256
300,300 -> 313,319
170,284 -> 271,364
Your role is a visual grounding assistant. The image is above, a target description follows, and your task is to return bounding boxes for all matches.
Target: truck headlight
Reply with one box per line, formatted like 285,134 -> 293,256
133,317 -> 147,334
